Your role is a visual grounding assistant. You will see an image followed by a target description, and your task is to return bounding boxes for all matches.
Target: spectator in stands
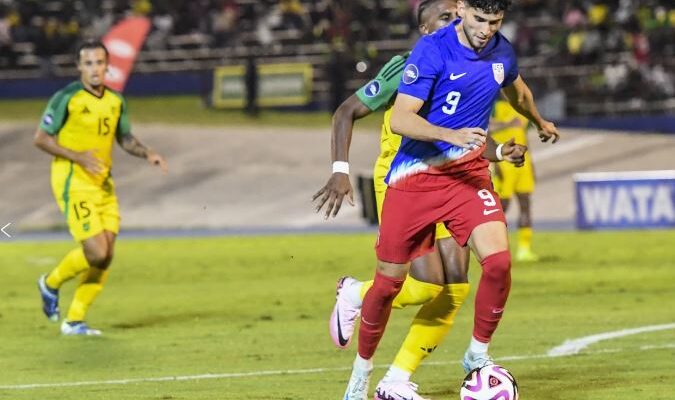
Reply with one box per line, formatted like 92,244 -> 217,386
211,0 -> 239,48
0,4 -> 16,68
278,0 -> 308,32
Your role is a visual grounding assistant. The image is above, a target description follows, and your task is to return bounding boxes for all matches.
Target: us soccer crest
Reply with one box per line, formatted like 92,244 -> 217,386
492,63 -> 504,85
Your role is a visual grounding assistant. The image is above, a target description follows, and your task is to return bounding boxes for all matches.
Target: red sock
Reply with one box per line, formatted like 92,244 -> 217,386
357,271 -> 405,360
473,250 -> 511,343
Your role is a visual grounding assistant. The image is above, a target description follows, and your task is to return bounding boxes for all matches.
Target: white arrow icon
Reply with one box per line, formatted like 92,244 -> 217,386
1,222 -> 11,238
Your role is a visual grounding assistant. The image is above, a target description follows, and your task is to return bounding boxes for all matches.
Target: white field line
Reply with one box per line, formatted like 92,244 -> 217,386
1,341 -> 673,390
547,322 -> 675,357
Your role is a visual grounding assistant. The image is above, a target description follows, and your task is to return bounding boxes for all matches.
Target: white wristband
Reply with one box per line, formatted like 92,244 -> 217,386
495,143 -> 504,161
332,161 -> 350,175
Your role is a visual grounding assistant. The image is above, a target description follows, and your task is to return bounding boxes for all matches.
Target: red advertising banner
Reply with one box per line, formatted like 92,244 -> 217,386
103,17 -> 151,92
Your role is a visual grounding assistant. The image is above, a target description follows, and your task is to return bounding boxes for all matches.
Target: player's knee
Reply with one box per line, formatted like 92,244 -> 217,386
84,247 -> 108,268
373,272 -> 405,302
480,250 -> 511,282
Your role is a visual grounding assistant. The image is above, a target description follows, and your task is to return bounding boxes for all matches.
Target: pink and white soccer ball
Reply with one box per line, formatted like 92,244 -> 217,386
459,364 -> 519,400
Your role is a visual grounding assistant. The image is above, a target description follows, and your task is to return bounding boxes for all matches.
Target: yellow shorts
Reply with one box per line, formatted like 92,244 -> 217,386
52,175 -> 120,242
491,155 -> 535,200
374,157 -> 451,240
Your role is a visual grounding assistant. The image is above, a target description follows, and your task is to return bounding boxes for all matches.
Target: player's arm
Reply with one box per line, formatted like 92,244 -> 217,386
501,75 -> 559,143
116,132 -> 168,172
115,96 -> 167,172
314,54 -> 405,219
312,95 -> 371,218
33,127 -> 104,176
390,93 -> 486,148
482,136 -> 526,167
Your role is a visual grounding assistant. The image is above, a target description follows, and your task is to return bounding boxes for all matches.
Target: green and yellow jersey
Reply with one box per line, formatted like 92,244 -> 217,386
490,99 -> 529,145
40,81 -> 131,189
490,99 -> 535,198
355,54 -> 452,239
355,54 -> 409,185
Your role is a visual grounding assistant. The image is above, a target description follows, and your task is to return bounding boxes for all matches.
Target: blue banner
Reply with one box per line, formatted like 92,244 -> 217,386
575,171 -> 675,230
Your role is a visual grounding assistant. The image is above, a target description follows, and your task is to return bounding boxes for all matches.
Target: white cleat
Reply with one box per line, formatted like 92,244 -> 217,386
462,350 -> 495,373
374,379 -> 430,400
60,321 -> 102,336
343,363 -> 372,400
330,276 -> 361,349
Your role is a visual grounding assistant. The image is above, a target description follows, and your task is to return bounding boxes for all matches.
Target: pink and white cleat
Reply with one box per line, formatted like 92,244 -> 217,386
329,276 -> 361,349
374,379 -> 430,400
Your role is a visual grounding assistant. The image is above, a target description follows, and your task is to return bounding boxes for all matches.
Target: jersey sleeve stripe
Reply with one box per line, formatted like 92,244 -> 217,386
380,58 -> 406,81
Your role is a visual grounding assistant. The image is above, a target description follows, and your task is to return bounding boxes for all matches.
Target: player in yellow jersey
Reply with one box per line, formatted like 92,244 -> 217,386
313,1 -> 526,398
489,98 -> 538,262
34,41 -> 167,336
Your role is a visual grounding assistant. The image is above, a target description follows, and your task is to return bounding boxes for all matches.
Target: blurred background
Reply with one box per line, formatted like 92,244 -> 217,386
0,0 -> 673,116
0,0 -> 673,234
0,3 -> 674,399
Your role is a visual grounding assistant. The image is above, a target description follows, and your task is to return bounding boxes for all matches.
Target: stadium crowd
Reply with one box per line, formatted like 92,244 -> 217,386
0,0 -> 673,106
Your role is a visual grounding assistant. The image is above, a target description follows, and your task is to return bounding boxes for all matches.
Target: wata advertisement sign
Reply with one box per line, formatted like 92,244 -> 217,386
575,170 -> 675,230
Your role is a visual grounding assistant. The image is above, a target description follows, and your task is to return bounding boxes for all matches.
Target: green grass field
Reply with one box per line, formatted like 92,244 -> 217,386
0,96 -> 385,128
1,231 -> 674,399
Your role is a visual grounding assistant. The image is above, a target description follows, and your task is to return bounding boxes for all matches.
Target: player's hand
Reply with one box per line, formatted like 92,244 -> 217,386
445,127 -> 487,149
147,151 -> 168,173
75,150 -> 105,177
537,120 -> 559,143
312,173 -> 354,219
500,138 -> 527,167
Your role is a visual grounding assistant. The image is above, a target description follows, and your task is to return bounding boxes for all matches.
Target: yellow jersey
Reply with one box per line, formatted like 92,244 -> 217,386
40,81 -> 131,189
490,100 -> 529,145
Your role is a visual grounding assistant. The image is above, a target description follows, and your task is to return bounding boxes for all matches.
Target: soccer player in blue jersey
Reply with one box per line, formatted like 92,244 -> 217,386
341,0 -> 559,398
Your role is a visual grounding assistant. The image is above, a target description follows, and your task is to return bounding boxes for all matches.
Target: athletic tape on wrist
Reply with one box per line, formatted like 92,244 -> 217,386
332,161 -> 350,175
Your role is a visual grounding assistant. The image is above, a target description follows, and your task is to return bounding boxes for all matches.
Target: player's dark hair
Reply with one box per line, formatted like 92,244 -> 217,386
416,0 -> 448,25
464,0 -> 512,14
76,40 -> 109,61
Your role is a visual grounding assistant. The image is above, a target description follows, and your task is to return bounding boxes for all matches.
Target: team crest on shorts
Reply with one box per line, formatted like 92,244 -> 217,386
403,64 -> 419,84
492,63 -> 504,85
364,80 -> 381,97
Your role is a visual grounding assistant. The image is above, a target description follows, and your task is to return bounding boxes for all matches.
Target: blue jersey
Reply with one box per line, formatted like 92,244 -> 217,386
386,19 -> 518,191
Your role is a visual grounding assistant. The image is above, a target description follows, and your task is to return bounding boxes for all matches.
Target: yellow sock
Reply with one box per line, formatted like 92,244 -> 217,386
66,268 -> 109,322
45,248 -> 90,289
360,276 -> 443,309
517,227 -> 533,251
392,283 -> 470,373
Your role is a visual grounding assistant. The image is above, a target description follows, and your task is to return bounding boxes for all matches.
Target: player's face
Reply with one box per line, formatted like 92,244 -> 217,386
77,48 -> 108,88
457,1 -> 504,51
419,1 -> 457,35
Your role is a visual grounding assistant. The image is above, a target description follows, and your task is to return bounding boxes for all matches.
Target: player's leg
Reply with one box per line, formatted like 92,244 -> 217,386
435,177 -> 511,372
514,157 -> 538,261
357,249 -> 445,310
62,191 -> 119,335
330,182 -> 444,350
60,232 -> 110,336
514,192 -> 538,261
376,229 -> 471,400
463,220 -> 511,372
39,193 -> 101,322
343,188 -> 435,400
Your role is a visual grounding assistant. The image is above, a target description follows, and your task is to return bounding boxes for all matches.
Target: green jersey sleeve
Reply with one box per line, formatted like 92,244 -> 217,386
355,53 -> 409,111
39,84 -> 79,135
116,96 -> 131,137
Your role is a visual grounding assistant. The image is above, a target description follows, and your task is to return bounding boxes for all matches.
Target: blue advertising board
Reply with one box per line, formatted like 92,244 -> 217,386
575,171 -> 675,230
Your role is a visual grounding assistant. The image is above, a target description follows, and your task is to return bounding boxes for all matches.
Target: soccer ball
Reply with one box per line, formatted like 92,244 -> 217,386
459,364 -> 519,400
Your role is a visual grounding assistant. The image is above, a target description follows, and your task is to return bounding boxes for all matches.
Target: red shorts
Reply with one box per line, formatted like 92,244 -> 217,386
375,174 -> 506,263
